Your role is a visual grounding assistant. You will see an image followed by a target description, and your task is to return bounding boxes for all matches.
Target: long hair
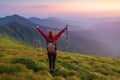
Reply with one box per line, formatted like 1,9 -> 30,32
49,30 -> 54,40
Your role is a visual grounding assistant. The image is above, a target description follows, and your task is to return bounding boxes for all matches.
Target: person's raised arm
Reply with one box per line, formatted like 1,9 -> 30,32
55,25 -> 67,41
36,26 -> 47,41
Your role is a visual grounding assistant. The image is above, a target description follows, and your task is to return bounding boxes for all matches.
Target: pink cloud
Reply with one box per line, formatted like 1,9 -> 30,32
1,3 -> 120,17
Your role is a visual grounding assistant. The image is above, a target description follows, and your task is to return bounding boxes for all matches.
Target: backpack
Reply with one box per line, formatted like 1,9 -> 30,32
47,42 -> 56,52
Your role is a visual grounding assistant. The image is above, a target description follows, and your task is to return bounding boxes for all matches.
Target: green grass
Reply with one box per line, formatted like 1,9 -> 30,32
0,34 -> 120,80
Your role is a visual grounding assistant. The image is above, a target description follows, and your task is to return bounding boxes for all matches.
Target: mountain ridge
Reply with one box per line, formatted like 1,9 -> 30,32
28,17 -> 68,29
28,17 -> 83,31
0,14 -> 36,27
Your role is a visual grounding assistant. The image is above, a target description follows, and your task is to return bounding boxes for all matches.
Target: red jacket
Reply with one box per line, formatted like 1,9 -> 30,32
37,27 -> 66,53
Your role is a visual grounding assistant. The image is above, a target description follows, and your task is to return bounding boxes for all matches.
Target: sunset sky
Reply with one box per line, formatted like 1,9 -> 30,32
0,0 -> 120,18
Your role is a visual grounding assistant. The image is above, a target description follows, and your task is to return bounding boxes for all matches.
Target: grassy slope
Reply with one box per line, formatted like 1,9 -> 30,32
0,34 -> 120,80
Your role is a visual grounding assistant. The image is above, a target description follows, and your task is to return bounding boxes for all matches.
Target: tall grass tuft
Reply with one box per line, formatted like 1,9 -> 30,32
0,63 -> 23,74
11,57 -> 47,72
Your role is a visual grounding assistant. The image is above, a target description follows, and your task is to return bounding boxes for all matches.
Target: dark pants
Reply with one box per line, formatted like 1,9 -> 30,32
48,53 -> 56,70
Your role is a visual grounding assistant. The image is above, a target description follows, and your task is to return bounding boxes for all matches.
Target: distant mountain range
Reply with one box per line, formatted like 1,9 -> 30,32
0,14 -> 117,57
28,17 -> 66,29
28,17 -> 83,31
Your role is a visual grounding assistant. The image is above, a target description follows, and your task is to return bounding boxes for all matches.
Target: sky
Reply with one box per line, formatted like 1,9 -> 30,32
0,0 -> 120,18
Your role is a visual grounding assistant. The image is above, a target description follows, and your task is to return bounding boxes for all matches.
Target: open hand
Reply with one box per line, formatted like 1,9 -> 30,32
36,26 -> 39,28
65,25 -> 68,30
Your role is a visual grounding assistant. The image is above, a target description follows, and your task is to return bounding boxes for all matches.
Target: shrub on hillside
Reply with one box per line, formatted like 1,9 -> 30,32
11,57 -> 46,72
0,63 -> 23,74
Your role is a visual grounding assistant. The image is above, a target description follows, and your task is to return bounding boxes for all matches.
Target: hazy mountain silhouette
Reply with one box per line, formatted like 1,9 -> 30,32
91,21 -> 120,57
28,17 -> 65,29
28,17 -> 82,31
68,30 -> 113,57
0,14 -> 35,27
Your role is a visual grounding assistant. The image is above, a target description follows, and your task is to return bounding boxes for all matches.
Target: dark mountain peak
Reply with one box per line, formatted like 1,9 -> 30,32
3,14 -> 25,19
0,14 -> 36,27
11,14 -> 26,19
11,14 -> 20,17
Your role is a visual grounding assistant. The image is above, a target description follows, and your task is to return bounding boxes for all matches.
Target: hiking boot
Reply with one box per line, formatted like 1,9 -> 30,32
53,69 -> 55,72
50,69 -> 55,74
50,69 -> 53,74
